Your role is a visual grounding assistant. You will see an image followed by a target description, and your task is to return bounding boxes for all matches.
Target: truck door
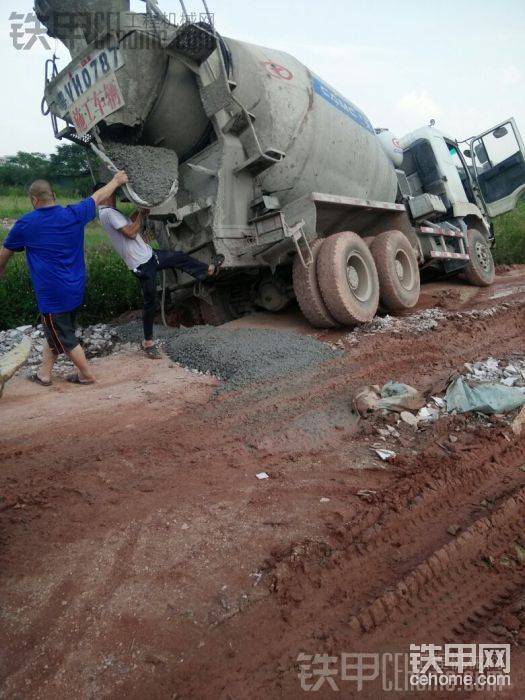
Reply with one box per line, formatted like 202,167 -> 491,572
465,118 -> 525,217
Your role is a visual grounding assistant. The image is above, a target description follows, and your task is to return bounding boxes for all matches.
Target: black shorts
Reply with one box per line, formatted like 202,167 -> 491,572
42,309 -> 80,355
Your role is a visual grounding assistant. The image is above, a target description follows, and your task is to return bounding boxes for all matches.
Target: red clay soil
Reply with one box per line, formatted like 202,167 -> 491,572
1,267 -> 525,699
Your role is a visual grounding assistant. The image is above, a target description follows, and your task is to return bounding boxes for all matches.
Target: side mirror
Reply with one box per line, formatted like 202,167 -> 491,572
463,149 -> 471,159
493,126 -> 508,139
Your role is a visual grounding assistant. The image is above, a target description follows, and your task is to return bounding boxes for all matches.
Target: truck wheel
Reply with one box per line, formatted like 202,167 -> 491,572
317,231 -> 379,325
464,228 -> 495,286
199,291 -> 239,326
292,239 -> 339,328
370,230 -> 420,312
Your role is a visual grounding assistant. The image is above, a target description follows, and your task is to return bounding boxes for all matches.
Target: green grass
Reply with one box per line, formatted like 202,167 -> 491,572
0,223 -> 142,330
493,198 -> 525,264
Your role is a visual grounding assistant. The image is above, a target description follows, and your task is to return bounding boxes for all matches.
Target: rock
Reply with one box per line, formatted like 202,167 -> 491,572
400,411 -> 419,427
16,325 -> 32,333
354,386 -> 380,415
0,337 -> 32,397
511,407 -> 525,436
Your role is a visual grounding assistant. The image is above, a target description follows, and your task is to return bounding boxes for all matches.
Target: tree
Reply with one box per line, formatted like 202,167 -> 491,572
49,143 -> 91,178
0,144 -> 93,194
0,152 -> 50,187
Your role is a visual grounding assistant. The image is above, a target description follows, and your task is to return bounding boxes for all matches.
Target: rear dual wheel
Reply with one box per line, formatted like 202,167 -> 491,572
316,232 -> 380,325
292,239 -> 339,328
293,230 -> 421,327
370,229 -> 420,311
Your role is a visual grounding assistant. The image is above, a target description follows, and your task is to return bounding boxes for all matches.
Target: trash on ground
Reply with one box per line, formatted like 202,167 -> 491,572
445,377 -> 525,415
355,382 -> 425,415
378,381 -> 426,411
374,448 -> 396,461
417,405 -> 441,423
256,472 -> 269,480
357,489 -> 377,502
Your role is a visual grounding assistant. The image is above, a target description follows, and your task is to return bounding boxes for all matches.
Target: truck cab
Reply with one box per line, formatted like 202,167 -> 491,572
399,119 -> 525,238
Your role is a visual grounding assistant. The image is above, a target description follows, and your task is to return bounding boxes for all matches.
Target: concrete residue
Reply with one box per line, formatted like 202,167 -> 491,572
164,326 -> 340,391
103,141 -> 179,205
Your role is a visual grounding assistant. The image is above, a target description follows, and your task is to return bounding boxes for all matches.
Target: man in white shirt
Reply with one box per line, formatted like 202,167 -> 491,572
95,184 -> 222,359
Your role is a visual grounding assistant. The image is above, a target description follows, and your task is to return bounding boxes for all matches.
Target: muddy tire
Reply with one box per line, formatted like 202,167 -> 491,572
370,230 -> 420,312
464,228 -> 495,287
292,239 -> 339,328
199,291 -> 239,326
317,231 -> 379,325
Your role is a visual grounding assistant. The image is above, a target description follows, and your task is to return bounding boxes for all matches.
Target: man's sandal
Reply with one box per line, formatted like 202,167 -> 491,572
66,374 -> 95,385
142,344 -> 162,360
30,373 -> 52,387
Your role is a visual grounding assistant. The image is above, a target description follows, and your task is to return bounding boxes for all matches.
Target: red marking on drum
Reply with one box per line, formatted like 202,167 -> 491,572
263,61 -> 293,81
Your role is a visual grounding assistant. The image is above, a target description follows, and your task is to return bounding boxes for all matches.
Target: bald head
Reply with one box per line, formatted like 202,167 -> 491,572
28,180 -> 55,208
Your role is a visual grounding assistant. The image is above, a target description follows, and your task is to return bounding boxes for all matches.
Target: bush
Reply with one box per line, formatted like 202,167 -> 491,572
493,198 -> 525,265
0,241 -> 142,330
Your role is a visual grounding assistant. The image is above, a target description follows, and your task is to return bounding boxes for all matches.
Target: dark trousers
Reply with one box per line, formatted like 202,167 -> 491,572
133,249 -> 209,341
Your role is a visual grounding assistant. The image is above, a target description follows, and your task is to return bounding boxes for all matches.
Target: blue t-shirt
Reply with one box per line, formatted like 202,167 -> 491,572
3,198 -> 96,314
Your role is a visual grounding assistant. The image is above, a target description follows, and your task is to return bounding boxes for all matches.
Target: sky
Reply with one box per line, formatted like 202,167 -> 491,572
0,0 -> 524,156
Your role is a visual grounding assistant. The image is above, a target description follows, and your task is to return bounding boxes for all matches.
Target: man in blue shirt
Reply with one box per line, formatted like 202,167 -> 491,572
0,172 -> 128,386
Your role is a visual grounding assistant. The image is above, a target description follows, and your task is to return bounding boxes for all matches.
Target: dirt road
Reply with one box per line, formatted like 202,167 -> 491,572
1,268 -> 525,699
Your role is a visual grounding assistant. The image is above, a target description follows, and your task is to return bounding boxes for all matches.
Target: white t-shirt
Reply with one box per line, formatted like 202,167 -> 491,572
98,207 -> 152,270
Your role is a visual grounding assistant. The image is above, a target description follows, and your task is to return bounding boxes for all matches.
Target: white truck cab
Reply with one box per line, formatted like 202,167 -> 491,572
399,119 -> 525,236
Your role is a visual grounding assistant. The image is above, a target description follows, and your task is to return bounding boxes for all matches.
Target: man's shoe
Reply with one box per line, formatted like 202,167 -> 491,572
142,344 -> 162,360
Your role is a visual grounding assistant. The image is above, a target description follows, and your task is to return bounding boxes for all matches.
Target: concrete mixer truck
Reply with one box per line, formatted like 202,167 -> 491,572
37,0 -> 525,327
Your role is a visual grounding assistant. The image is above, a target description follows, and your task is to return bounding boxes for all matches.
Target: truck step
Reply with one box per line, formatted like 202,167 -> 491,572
417,226 -> 464,239
429,251 -> 470,261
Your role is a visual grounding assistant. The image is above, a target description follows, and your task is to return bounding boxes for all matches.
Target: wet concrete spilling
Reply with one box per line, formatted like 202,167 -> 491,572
103,141 -> 179,205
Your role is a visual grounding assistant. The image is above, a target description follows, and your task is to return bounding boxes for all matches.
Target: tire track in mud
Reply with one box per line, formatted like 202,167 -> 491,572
179,432 -> 525,698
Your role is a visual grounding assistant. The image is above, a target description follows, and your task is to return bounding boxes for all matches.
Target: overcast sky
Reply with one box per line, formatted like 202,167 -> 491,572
0,0 -> 523,156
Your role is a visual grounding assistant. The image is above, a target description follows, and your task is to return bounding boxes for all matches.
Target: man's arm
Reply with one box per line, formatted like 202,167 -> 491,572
91,171 -> 129,206
119,212 -> 144,240
0,247 -> 14,279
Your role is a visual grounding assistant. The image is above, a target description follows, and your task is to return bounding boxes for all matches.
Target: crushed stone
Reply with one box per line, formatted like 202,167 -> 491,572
164,326 -> 340,391
103,141 -> 179,205
346,303 -> 513,341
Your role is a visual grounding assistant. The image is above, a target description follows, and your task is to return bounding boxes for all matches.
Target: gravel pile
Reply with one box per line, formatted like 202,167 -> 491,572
165,326 -> 340,391
103,141 -> 179,205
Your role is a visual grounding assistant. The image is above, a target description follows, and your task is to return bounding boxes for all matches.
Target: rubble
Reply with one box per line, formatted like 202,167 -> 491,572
346,303 -> 514,342
463,357 -> 525,387
0,322 -> 123,376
